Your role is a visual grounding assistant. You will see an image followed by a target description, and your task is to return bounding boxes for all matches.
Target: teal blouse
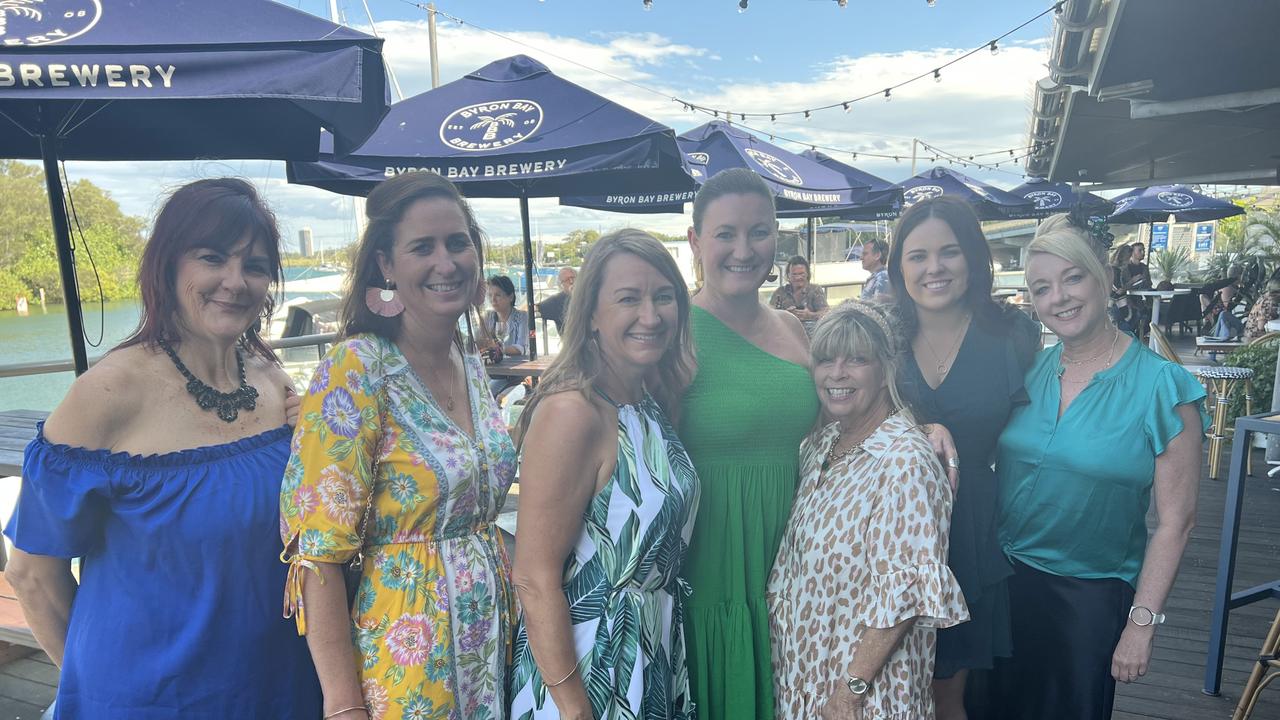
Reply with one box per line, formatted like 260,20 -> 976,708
995,339 -> 1209,587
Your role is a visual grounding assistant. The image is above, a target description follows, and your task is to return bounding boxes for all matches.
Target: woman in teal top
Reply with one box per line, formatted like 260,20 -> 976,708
994,213 -> 1207,720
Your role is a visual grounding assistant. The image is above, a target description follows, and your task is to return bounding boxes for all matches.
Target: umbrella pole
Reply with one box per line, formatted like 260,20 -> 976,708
520,195 -> 538,360
39,135 -> 89,376
806,217 -> 816,266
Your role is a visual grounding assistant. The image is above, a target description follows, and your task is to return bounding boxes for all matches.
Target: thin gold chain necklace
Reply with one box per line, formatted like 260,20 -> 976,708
921,313 -> 971,378
1058,329 -> 1120,385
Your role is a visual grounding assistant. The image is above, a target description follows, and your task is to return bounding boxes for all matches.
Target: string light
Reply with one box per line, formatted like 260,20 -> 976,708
804,110 -> 811,120
843,102 -> 850,112
673,2 -> 1059,120
883,88 -> 892,102
927,0 -> 937,6
643,0 -> 652,9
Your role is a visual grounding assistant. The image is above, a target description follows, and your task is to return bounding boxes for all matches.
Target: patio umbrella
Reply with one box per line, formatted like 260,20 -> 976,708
561,122 -> 874,214
1005,177 -> 1113,219
775,150 -> 902,221
287,55 -> 691,358
0,0 -> 389,374
894,166 -> 1034,221
1108,185 -> 1245,224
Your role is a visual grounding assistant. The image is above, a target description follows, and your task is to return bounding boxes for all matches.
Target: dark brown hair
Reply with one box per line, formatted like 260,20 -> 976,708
887,195 -> 1002,337
340,172 -> 485,340
691,167 -> 775,234
119,177 -> 281,361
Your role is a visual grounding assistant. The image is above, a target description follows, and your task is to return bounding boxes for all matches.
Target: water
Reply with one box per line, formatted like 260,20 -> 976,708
0,268 -> 344,413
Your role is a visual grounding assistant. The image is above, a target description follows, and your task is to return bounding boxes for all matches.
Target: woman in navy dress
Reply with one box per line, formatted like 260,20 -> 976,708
4,179 -> 320,718
887,196 -> 1040,720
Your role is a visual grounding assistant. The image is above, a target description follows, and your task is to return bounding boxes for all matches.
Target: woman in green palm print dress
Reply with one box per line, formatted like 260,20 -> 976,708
510,230 -> 699,720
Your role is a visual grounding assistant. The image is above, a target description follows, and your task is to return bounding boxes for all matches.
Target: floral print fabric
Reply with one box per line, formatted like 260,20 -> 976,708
768,413 -> 969,720
282,334 -> 517,720
509,395 -> 700,720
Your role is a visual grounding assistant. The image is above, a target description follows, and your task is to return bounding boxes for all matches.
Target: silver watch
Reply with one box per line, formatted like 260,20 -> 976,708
1128,605 -> 1166,627
846,676 -> 871,697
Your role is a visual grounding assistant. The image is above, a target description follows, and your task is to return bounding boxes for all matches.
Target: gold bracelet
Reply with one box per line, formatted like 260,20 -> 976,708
323,706 -> 368,719
544,664 -> 579,688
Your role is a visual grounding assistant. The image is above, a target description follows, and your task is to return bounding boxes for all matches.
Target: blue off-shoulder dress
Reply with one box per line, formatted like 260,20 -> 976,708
3,424 -> 320,719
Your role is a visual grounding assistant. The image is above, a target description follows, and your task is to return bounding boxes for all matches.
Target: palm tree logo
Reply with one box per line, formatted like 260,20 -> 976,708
0,0 -> 42,38
469,113 -> 518,142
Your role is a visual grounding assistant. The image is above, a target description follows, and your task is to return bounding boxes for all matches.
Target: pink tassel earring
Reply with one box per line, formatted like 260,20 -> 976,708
365,279 -> 405,317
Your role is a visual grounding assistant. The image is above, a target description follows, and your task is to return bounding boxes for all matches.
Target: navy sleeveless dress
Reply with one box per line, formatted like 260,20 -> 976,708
4,424 -> 320,719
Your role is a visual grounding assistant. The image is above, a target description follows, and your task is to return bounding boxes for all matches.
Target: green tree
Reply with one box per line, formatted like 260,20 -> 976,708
0,161 -> 144,310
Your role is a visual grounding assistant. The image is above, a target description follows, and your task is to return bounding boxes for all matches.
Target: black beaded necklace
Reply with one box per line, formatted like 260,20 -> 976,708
157,336 -> 259,422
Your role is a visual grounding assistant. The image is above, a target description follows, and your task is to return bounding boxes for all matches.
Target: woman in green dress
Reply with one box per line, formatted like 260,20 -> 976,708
680,168 -> 818,720
510,230 -> 699,720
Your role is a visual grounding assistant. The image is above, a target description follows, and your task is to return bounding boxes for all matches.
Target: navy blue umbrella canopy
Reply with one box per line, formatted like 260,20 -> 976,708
288,55 -> 691,359
0,0 -> 389,376
775,150 -> 902,220
1005,178 -> 1112,219
559,121 -> 873,215
287,55 -> 691,199
1108,185 -> 1244,224
895,167 -> 1034,221
0,0 -> 389,160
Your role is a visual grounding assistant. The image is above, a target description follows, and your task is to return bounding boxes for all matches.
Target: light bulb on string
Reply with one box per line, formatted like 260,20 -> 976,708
837,0 -> 847,6
927,0 -> 936,6
842,102 -> 850,113
883,88 -> 892,102
738,0 -> 748,13
770,114 -> 776,122
933,69 -> 941,83
643,0 -> 653,9
989,40 -> 999,55
804,110 -> 811,120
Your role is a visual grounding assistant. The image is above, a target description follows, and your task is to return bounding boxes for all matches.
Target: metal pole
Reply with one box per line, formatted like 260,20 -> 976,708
520,196 -> 538,360
911,138 -> 919,175
427,3 -> 440,89
806,216 -> 816,266
39,136 -> 88,376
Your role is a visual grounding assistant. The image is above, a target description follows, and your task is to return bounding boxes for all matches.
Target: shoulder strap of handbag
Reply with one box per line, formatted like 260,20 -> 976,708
348,352 -> 388,573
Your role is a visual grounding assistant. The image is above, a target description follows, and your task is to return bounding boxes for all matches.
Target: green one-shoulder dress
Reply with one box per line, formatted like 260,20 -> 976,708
680,306 -> 819,720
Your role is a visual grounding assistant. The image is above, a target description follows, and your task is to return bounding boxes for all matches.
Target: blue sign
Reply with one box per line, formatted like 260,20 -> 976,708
1151,223 -> 1169,250
1195,223 -> 1215,252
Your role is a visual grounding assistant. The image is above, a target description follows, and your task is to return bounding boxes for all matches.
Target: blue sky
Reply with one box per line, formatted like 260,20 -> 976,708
63,0 -> 1059,249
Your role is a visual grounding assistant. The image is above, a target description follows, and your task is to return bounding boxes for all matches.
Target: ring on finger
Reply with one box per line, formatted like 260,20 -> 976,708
947,457 -> 960,468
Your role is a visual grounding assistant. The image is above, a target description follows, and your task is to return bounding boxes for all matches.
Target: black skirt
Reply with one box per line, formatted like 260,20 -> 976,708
988,559 -> 1135,720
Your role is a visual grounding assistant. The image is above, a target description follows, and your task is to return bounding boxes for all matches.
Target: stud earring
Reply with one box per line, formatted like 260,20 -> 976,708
365,278 -> 405,317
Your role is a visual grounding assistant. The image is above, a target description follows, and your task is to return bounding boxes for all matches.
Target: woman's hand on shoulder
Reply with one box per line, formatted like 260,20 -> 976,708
42,348 -> 146,450
249,356 -> 301,427
920,423 -> 959,490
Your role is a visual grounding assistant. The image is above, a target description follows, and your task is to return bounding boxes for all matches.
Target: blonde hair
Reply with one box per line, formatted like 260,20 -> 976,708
1027,213 -> 1110,295
809,300 -> 914,424
515,230 -> 694,443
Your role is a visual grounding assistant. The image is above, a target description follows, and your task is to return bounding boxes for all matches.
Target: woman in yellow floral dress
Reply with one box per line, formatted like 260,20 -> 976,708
281,172 -> 516,720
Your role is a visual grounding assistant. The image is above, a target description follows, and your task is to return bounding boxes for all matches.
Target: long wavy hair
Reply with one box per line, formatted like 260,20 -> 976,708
515,229 -> 693,443
118,178 -> 281,361
340,172 -> 485,341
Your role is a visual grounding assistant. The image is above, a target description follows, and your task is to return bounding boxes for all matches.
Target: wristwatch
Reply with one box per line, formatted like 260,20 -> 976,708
845,675 -> 871,697
1128,605 -> 1166,627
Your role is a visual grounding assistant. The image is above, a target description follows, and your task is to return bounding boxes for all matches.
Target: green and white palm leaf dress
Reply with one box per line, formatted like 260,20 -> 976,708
510,392 -> 700,720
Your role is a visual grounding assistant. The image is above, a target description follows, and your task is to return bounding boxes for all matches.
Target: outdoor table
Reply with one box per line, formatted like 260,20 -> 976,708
1203,411 -> 1280,696
485,356 -> 555,380
1130,289 -> 1193,350
0,410 -> 48,477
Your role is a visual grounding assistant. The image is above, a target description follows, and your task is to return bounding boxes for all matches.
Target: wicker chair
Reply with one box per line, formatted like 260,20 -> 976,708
1234,609 -> 1280,720
1150,323 -> 1253,480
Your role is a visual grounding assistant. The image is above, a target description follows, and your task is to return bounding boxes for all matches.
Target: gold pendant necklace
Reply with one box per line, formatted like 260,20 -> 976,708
429,348 -> 456,412
921,313 -> 971,378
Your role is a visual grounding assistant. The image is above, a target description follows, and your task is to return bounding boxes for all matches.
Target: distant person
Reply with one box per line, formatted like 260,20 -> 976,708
509,230 -> 698,719
769,255 -> 829,322
1109,245 -> 1138,333
860,237 -> 891,301
480,274 -> 530,395
536,266 -> 577,334
1245,277 -> 1280,341
1128,242 -> 1152,290
5,178 -> 320,718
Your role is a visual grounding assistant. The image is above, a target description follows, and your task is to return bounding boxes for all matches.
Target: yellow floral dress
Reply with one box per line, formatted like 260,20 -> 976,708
281,334 -> 517,720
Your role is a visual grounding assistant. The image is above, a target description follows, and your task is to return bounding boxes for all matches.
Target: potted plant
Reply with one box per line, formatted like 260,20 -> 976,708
1223,338 -> 1280,448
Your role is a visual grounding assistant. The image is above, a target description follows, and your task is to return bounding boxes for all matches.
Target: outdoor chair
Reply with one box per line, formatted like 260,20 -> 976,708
1151,323 -> 1253,480
1234,608 -> 1280,720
